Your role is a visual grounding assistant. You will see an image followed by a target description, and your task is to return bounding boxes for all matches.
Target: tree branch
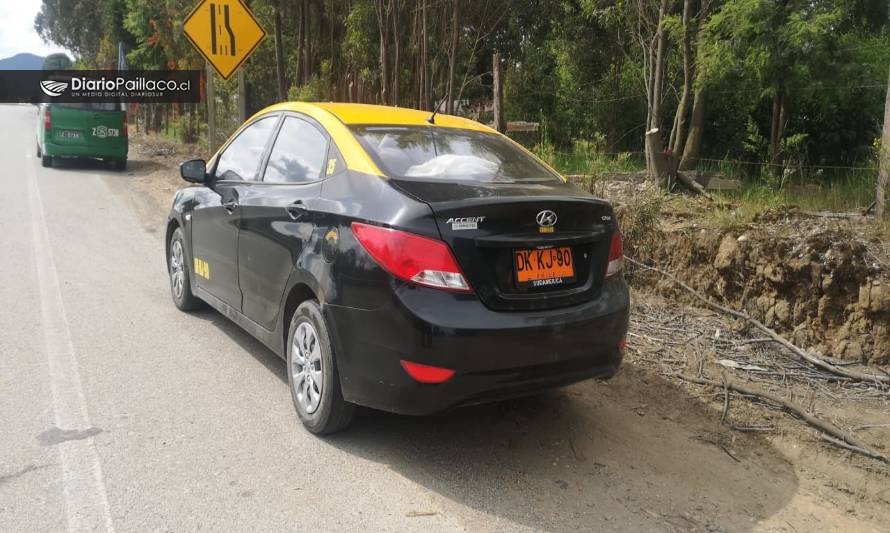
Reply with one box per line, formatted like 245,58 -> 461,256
675,373 -> 890,465
625,256 -> 890,385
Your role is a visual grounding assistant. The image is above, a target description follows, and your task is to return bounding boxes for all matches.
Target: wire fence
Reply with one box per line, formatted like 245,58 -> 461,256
536,149 -> 880,175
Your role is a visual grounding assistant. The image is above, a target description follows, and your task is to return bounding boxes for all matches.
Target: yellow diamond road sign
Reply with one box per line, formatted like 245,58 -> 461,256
183,0 -> 267,80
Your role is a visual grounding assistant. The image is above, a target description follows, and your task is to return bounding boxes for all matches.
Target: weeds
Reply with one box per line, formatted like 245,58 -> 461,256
615,191 -> 667,277
533,141 -> 645,176
709,172 -> 876,228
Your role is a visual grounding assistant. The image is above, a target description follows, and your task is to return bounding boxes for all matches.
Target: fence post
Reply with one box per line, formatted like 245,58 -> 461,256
877,64 -> 890,219
492,53 -> 505,133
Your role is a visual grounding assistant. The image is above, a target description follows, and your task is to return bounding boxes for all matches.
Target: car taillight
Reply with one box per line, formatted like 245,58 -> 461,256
44,108 -> 51,132
605,230 -> 624,278
122,112 -> 128,137
351,222 -> 472,293
400,360 -> 455,384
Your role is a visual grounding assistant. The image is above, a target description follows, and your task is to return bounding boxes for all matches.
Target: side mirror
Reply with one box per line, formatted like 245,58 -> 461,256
180,159 -> 207,183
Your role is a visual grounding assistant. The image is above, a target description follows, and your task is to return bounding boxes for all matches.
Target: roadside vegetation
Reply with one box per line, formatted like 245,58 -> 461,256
35,1 -> 890,194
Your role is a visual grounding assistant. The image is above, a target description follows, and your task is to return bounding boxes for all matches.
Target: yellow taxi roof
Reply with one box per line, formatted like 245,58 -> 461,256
292,102 -> 496,133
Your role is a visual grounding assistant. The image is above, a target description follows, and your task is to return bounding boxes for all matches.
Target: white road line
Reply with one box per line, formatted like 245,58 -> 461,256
26,161 -> 115,532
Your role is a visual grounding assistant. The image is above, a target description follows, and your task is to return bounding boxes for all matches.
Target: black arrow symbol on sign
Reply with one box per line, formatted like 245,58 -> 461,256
209,3 -> 236,56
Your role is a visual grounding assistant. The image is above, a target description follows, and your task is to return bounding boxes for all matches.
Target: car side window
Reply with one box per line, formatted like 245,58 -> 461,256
214,116 -> 278,181
263,116 -> 329,184
324,143 -> 347,177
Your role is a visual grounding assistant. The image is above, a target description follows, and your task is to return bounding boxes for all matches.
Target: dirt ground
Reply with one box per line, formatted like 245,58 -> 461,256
111,136 -> 890,532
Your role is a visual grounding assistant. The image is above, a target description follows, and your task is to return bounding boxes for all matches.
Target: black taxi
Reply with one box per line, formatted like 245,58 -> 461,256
166,102 -> 629,434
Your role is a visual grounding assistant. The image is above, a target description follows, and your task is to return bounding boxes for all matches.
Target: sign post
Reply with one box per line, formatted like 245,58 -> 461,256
184,0 -> 266,147
206,63 -> 216,148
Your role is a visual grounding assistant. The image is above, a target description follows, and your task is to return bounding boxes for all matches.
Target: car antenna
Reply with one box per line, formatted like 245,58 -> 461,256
426,95 -> 449,124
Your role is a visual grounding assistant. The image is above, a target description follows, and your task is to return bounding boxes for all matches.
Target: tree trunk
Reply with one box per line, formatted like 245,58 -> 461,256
375,0 -> 389,104
646,129 -> 670,188
273,7 -> 286,101
329,0 -> 335,78
305,0 -> 313,80
877,64 -> 890,219
446,0 -> 460,114
769,76 -> 785,178
391,0 -> 400,106
669,0 -> 693,154
206,63 -> 216,148
646,0 -> 670,183
238,69 -> 247,122
679,87 -> 706,170
420,0 -> 430,110
650,0 -> 669,131
295,0 -> 305,85
492,52 -> 505,133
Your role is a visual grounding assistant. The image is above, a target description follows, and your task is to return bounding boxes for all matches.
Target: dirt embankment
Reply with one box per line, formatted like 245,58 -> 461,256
585,171 -> 890,369
633,215 -> 890,366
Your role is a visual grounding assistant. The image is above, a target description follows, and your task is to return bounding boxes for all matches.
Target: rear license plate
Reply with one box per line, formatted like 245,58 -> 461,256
59,130 -> 80,139
514,247 -> 575,288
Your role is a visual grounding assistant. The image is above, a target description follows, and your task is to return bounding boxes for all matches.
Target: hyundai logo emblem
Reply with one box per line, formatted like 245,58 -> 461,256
536,210 -> 558,227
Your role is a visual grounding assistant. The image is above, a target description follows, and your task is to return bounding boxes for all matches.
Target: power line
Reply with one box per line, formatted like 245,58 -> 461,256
693,157 -> 879,172
514,81 -> 887,105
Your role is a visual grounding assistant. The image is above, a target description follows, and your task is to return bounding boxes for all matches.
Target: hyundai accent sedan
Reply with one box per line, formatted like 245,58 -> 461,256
166,102 -> 629,434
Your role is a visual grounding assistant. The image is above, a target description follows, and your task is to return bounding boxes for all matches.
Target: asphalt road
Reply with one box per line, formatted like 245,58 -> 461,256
2,104 -> 864,533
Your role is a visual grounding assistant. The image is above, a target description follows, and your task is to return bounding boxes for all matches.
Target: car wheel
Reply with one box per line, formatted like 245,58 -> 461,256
167,227 -> 203,311
287,300 -> 354,435
41,154 -> 52,168
113,159 -> 127,171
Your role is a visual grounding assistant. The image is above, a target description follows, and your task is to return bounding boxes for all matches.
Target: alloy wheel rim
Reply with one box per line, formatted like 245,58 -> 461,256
170,240 -> 184,299
291,322 -> 324,414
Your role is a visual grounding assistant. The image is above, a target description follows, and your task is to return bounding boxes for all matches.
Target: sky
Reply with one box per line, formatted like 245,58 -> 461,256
0,0 -> 71,59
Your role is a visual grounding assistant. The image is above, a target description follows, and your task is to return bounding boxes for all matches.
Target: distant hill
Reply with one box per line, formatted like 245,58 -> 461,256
0,53 -> 45,70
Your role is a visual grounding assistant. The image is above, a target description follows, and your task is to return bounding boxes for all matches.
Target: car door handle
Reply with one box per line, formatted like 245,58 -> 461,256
285,201 -> 307,220
222,199 -> 238,213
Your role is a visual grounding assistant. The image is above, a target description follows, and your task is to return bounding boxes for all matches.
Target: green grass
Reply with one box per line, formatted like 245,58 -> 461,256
709,171 -> 876,227
533,143 -> 646,176
543,150 -> 645,175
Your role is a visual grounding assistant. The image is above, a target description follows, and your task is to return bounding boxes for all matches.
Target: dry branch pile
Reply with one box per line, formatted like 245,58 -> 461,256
625,256 -> 890,467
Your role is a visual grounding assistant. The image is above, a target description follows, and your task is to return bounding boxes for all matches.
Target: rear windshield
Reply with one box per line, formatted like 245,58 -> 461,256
351,126 -> 561,183
53,102 -> 122,112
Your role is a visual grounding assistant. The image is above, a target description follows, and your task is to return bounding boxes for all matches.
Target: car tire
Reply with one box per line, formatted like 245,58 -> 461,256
287,300 -> 354,435
112,159 -> 127,171
167,227 -> 203,311
41,154 -> 52,168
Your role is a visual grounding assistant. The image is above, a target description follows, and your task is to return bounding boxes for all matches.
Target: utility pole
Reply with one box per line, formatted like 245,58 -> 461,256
877,64 -> 890,219
206,63 -> 216,150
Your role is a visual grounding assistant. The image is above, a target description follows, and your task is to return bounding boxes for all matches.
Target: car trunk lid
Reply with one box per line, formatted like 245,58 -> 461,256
391,179 -> 617,311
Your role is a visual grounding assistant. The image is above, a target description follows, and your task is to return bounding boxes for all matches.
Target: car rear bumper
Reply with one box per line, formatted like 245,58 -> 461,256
43,139 -> 128,159
325,278 -> 629,415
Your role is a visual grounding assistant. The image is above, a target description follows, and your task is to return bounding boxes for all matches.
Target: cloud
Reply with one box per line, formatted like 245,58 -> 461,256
0,0 -> 72,59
